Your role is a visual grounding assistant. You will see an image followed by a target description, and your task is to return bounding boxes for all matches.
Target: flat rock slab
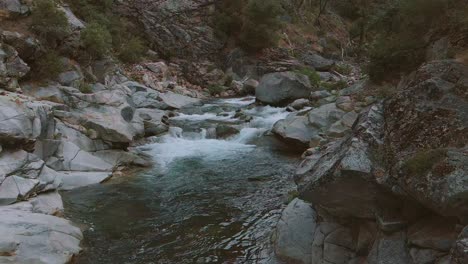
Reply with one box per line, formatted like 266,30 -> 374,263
0,208 -> 82,264
159,91 -> 200,109
59,171 -> 112,190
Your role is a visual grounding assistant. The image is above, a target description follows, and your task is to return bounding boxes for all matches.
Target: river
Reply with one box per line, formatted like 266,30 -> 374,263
63,97 -> 300,264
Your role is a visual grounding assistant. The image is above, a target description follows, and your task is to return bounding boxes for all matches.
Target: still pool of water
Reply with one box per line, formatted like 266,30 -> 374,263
63,98 -> 299,263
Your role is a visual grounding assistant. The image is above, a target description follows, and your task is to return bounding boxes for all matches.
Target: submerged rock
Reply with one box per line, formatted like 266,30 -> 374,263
215,124 -> 240,139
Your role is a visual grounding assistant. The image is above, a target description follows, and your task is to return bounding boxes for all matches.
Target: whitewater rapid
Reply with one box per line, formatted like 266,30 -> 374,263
141,97 -> 290,169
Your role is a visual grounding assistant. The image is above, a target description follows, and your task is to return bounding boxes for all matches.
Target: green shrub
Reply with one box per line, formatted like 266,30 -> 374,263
117,37 -> 146,63
31,0 -> 70,45
224,75 -> 234,86
207,84 -> 225,95
333,64 -> 352,75
212,1 -> 244,39
81,23 -> 112,58
368,36 -> 426,82
295,67 -> 321,87
321,80 -> 348,91
35,51 -> 64,79
403,149 -> 447,177
79,83 -> 93,94
66,0 -> 148,62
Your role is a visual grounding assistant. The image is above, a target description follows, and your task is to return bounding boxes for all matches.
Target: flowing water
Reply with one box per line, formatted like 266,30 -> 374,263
63,97 -> 300,264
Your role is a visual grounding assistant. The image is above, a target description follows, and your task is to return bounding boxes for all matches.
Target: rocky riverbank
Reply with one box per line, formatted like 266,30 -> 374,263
272,60 -> 468,264
1,0 -> 467,263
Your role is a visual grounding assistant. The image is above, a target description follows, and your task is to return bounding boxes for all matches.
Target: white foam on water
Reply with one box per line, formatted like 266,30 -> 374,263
143,97 -> 290,168
144,133 -> 255,169
230,127 -> 267,144
245,106 -> 290,128
171,112 -> 236,122
218,96 -> 256,106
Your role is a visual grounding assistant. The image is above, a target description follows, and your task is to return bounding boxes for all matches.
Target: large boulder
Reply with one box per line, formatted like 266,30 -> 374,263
274,198 -> 317,264
272,114 -> 318,148
0,208 -> 82,264
0,94 -> 55,146
301,52 -> 335,71
295,104 -> 399,219
132,91 -> 164,109
22,84 -> 79,105
273,103 -> 354,149
384,60 -> 468,220
158,91 -> 201,109
58,5 -> 86,31
311,221 -> 357,264
46,141 -> 113,172
59,171 -> 111,190
368,231 -> 412,264
0,30 -> 42,61
291,60 -> 468,263
0,0 -> 28,18
0,43 -> 30,91
81,105 -> 144,143
5,191 -> 64,216
256,71 -> 313,106
297,61 -> 468,221
0,150 -> 62,205
55,120 -> 110,152
452,226 -> 468,263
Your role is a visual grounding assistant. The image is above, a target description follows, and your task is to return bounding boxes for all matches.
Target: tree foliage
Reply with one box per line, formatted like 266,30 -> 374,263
367,0 -> 448,82
213,0 -> 284,52
31,0 -> 70,46
35,50 -> 64,79
81,23 -> 112,58
65,0 -> 147,62
118,37 -> 147,63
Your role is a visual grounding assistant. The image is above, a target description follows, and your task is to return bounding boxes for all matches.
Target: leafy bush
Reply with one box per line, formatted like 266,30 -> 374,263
403,149 -> 447,177
65,0 -> 147,63
79,83 -> 93,94
118,37 -> 146,63
35,51 -> 64,79
207,84 -> 225,95
368,36 -> 427,82
333,64 -> 352,75
31,0 -> 70,45
295,67 -> 320,87
81,23 -> 112,58
213,1 -> 244,40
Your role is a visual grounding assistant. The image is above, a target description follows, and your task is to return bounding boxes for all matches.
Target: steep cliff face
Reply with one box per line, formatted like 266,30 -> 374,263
120,0 -> 222,60
275,60 -> 468,264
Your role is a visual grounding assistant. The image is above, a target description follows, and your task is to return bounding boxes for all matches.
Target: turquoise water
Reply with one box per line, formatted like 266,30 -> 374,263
63,98 -> 299,263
